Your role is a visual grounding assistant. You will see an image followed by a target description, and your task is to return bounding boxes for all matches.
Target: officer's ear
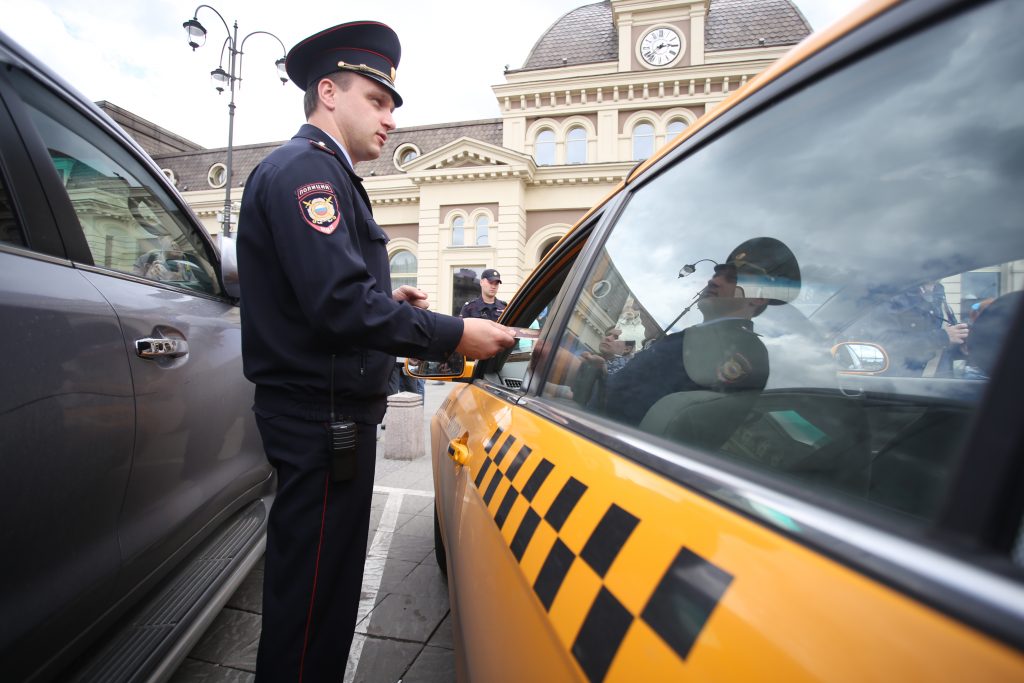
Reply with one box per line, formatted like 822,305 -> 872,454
317,77 -> 339,111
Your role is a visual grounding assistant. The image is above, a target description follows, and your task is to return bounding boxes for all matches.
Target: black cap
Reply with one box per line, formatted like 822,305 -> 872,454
286,21 -> 403,107
481,269 -> 502,283
723,237 -> 801,305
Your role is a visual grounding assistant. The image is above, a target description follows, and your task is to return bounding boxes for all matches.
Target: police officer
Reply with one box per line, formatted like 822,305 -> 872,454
237,21 -> 513,682
459,268 -> 506,320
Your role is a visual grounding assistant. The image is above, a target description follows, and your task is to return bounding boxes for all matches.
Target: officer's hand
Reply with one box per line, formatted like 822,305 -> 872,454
945,323 -> 968,345
456,318 -> 515,359
393,285 -> 429,310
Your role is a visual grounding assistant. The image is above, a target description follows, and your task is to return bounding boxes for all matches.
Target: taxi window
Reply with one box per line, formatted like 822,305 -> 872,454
540,0 -> 1024,526
14,78 -> 221,296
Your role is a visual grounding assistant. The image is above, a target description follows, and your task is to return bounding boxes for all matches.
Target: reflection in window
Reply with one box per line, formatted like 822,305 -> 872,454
390,249 -> 417,289
666,119 -> 687,143
401,149 -> 418,164
535,129 -> 555,166
476,215 -> 489,245
452,267 -> 483,316
451,216 -> 465,246
0,174 -> 25,247
566,126 -> 587,164
543,0 -> 1024,527
22,99 -> 220,295
632,122 -> 655,160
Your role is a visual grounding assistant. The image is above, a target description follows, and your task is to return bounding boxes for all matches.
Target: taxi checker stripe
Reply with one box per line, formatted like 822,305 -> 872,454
572,587 -> 633,683
640,547 -> 733,660
505,445 -> 532,481
482,467 -> 503,506
510,508 -> 541,561
494,487 -> 519,530
474,457 -> 493,488
485,426 -> 504,452
534,538 -> 575,610
469,434 -> 733,681
493,434 -> 516,466
580,504 -> 639,578
544,477 -> 587,532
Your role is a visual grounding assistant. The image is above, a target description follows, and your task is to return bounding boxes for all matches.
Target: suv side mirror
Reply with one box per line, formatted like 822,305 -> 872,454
219,235 -> 240,298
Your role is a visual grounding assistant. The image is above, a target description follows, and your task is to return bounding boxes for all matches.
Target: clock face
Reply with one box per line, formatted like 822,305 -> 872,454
640,27 -> 682,66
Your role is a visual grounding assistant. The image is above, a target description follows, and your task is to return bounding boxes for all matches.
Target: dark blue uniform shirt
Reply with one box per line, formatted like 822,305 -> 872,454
459,297 -> 506,321
238,124 -> 463,423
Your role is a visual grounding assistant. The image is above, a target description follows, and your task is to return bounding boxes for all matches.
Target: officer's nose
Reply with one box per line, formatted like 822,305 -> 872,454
382,109 -> 396,132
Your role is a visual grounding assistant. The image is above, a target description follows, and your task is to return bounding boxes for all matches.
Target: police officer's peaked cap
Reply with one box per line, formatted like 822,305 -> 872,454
723,237 -> 801,305
481,268 -> 502,283
286,21 -> 403,107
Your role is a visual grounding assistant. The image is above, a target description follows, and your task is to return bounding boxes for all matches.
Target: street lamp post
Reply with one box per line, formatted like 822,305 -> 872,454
183,6 -> 287,240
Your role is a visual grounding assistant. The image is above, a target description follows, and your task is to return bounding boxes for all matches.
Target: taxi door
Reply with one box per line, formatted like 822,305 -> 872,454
435,222 -> 606,682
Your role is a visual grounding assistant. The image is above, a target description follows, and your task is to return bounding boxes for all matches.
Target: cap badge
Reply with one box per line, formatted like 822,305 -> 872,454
296,182 -> 341,234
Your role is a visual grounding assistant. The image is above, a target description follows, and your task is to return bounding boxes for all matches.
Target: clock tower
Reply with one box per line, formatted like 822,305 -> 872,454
612,0 -> 708,71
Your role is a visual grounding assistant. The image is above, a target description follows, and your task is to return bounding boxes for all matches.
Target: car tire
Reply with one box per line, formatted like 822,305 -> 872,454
434,504 -> 448,579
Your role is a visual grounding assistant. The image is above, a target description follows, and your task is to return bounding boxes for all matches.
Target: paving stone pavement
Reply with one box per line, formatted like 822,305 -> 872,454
169,382 -> 454,683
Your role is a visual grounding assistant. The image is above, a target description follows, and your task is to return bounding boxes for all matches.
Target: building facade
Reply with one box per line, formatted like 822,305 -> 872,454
151,0 -> 812,313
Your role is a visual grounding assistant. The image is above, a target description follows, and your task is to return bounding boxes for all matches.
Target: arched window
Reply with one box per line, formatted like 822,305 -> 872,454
451,216 -> 465,246
389,250 -> 417,289
393,143 -> 421,169
476,215 -> 490,245
566,126 -> 587,164
539,237 -> 560,262
208,162 -> 227,188
666,119 -> 687,143
534,129 -> 555,166
632,122 -> 655,161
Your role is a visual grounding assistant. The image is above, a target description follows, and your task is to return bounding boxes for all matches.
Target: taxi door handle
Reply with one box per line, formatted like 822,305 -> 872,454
447,434 -> 469,466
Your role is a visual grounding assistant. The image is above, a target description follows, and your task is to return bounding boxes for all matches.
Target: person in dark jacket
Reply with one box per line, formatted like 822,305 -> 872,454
603,237 -> 800,425
237,21 -> 512,682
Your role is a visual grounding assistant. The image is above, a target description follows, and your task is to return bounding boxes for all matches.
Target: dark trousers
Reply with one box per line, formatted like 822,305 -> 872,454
254,414 -> 378,683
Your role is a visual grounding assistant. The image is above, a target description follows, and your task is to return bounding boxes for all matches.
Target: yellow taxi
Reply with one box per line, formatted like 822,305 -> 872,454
412,0 -> 1024,679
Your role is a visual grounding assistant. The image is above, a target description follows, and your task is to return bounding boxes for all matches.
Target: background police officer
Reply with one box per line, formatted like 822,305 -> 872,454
237,21 -> 513,682
459,268 -> 506,320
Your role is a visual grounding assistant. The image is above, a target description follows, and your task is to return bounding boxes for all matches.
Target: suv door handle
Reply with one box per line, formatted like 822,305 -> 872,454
135,337 -> 189,359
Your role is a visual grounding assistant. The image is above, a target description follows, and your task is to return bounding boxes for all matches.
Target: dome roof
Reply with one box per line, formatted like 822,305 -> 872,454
521,1 -> 616,71
519,0 -> 811,71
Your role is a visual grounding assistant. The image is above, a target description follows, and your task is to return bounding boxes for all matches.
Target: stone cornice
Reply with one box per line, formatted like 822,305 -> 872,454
529,161 -> 634,186
493,57 -> 776,117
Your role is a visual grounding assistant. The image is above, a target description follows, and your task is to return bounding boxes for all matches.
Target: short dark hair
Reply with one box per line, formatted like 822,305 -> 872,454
303,71 -> 356,118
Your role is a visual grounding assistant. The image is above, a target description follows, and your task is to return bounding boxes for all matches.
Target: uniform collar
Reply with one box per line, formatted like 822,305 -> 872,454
295,124 -> 356,173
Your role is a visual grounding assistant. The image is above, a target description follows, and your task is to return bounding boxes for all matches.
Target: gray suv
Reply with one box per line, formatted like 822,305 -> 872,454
0,30 -> 272,682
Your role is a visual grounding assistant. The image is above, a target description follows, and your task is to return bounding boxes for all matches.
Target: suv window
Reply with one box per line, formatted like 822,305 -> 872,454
0,172 -> 25,247
15,80 -> 220,296
542,0 -> 1024,526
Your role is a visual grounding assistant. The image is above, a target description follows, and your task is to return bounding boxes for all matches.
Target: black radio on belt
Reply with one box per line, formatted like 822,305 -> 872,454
327,355 -> 358,482
328,420 -> 358,482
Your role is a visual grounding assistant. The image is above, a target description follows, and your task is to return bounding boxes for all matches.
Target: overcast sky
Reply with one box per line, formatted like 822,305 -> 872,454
1,0 -> 863,149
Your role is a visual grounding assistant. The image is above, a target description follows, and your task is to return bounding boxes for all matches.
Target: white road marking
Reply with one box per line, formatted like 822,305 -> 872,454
372,484 -> 434,498
344,490 -> 404,682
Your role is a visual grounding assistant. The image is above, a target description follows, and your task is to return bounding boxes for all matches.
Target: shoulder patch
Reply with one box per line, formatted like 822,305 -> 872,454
309,139 -> 337,156
296,182 -> 341,234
